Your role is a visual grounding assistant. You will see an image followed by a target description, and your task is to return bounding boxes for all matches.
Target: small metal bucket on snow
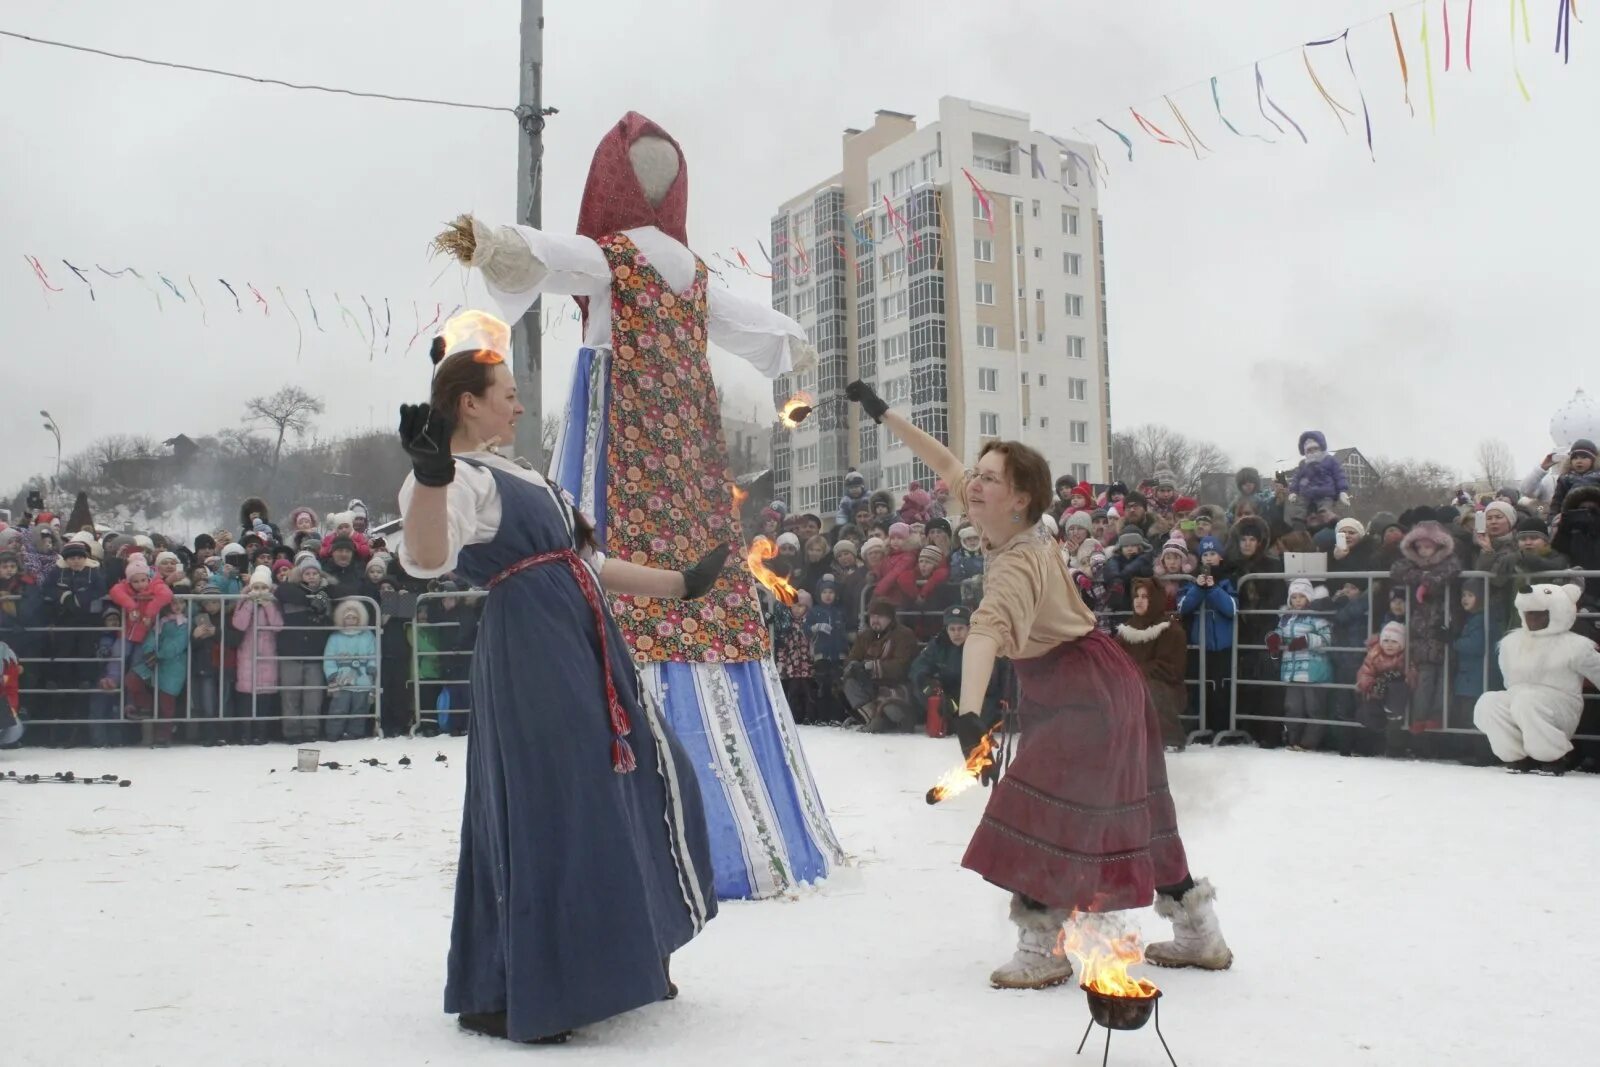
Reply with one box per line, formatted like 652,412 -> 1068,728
297,748 -> 321,772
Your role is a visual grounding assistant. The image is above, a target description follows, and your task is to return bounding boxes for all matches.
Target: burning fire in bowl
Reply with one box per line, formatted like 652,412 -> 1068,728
1061,913 -> 1179,1064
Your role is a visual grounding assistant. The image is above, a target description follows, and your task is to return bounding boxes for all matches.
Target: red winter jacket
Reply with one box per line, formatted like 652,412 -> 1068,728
874,561 -> 952,606
108,579 -> 174,643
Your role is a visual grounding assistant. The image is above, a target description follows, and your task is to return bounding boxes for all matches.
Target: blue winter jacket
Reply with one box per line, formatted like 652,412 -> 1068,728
1273,611 -> 1333,684
133,617 -> 190,696
1450,611 -> 1489,701
1288,431 -> 1350,503
1177,577 -> 1237,652
948,548 -> 985,584
323,629 -> 378,690
805,602 -> 850,660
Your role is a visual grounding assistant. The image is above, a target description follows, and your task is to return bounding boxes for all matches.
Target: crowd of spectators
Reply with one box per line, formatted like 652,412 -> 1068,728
4,434 -> 1600,767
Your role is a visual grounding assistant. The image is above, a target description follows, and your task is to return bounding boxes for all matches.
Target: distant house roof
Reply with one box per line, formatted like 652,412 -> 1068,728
163,434 -> 199,457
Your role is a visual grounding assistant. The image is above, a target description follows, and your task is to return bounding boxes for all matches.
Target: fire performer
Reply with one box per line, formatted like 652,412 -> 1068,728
397,311 -> 726,1044
431,112 -> 843,901
845,380 -> 1232,988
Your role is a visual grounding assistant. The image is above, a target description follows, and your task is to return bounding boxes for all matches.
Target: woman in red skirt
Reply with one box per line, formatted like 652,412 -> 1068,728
846,382 -> 1232,988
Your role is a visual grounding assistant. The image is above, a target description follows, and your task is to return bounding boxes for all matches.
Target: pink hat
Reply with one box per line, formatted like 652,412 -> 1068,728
123,555 -> 151,580
1161,531 -> 1189,556
888,522 -> 912,538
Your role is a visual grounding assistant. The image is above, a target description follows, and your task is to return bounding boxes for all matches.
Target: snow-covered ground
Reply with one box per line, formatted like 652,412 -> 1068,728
4,731 -> 1595,1065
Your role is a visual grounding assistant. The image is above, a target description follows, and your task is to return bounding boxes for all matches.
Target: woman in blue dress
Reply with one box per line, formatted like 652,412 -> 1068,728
398,312 -> 725,1044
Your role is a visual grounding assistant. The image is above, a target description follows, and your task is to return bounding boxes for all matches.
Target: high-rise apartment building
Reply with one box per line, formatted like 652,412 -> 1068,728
769,97 -> 1112,521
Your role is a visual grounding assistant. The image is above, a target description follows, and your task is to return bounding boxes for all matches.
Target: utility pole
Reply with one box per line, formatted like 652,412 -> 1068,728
513,0 -> 552,468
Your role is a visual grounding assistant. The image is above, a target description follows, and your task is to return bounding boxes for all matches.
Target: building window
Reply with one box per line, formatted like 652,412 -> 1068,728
972,194 -> 991,221
1031,198 -> 1040,218
884,462 -> 912,493
882,332 -> 909,364
978,368 -> 999,392
793,288 -> 816,316
1039,416 -> 1050,429
793,207 -> 813,243
879,248 -> 906,281
869,179 -> 881,203
1071,463 -> 1091,482
973,238 -> 993,262
1034,288 -> 1044,301
795,366 -> 817,393
975,325 -> 997,348
1064,252 -> 1082,275
1068,377 -> 1087,401
1070,420 -> 1089,444
1013,200 -> 1023,216
796,444 -> 819,470
1064,294 -> 1083,317
1067,335 -> 1086,359
1038,373 -> 1048,387
796,484 -> 819,511
1034,247 -> 1042,259
1020,372 -> 1029,385
884,376 -> 910,405
921,150 -> 938,181
1062,207 -> 1079,235
975,282 -> 995,306
881,290 -> 908,322
980,412 -> 1000,437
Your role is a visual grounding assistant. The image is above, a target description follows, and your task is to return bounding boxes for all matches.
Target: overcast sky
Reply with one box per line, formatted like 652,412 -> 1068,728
4,0 -> 1596,497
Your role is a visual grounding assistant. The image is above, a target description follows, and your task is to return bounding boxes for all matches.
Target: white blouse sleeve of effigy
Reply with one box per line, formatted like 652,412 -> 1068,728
478,223 -> 612,326
706,286 -> 812,380
396,462 -> 501,579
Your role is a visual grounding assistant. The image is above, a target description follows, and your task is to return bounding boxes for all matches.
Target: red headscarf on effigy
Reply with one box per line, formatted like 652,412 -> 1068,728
574,112 -> 689,328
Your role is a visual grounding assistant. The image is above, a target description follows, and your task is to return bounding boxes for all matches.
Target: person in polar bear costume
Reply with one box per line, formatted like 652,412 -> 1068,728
1473,582 -> 1600,773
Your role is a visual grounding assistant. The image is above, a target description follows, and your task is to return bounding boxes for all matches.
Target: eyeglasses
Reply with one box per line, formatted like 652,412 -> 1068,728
965,469 -> 1012,491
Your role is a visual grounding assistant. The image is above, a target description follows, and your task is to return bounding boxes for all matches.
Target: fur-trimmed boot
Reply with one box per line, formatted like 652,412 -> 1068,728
1144,878 -> 1233,970
989,896 -> 1075,990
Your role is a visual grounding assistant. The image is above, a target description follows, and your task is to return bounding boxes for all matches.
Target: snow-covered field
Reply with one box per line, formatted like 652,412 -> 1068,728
4,731 -> 1595,1066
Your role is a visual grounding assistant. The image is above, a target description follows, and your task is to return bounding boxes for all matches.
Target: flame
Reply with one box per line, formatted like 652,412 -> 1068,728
730,484 -> 749,508
779,392 -> 815,428
925,722 -> 1000,804
1056,912 -> 1160,999
745,536 -> 798,606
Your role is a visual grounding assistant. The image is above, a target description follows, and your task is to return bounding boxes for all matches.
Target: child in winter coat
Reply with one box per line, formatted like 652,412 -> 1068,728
1388,521 -> 1461,732
835,471 -> 870,528
807,576 -> 850,723
876,545 -> 953,636
1105,531 -> 1155,613
1448,581 -> 1490,730
1548,438 -> 1600,515
773,590 -> 817,724
949,525 -> 986,607
109,555 -> 174,646
128,599 -> 189,746
1266,578 -> 1334,750
1152,531 -> 1195,612
1177,537 -> 1237,735
87,607 -> 128,747
188,587 -> 240,740
1287,431 -> 1351,517
323,600 -> 377,741
1116,577 -> 1190,748
231,566 -> 283,741
318,512 -> 373,562
275,555 -> 334,744
1355,622 -> 1419,756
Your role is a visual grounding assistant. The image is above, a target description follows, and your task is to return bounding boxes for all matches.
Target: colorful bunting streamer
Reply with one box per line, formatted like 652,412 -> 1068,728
1256,62 -> 1309,143
1129,106 -> 1188,150
123,267 -> 162,311
1392,12 -> 1417,115
417,301 -> 442,342
277,285 -> 303,360
219,278 -> 241,313
1512,0 -> 1534,98
247,282 -> 270,315
1422,8 -> 1440,129
305,290 -> 324,331
1164,96 -> 1211,159
334,292 -> 368,346
25,254 -> 63,294
960,169 -> 997,234
188,275 -> 208,325
1095,118 -> 1135,161
1468,0 -> 1476,68
1555,0 -> 1572,62
1212,76 -> 1276,142
360,294 -> 376,358
383,296 -> 392,356
62,259 -> 94,300
1445,0 -> 1454,70
157,273 -> 186,303
1303,46 -> 1357,135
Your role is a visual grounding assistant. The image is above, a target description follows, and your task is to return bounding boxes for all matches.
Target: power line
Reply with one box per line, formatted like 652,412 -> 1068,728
0,27 -> 516,116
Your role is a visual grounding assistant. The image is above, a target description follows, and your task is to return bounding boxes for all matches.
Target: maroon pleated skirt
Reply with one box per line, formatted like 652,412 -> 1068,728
961,629 -> 1189,912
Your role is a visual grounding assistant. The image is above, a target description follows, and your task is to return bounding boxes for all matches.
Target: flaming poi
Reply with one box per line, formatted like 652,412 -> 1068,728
744,535 -> 798,605
779,392 -> 814,428
925,721 -> 1001,804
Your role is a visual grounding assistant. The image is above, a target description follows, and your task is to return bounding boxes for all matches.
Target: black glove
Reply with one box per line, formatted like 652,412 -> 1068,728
681,544 -> 732,599
397,403 -> 455,488
845,380 -> 889,424
955,715 -> 1000,787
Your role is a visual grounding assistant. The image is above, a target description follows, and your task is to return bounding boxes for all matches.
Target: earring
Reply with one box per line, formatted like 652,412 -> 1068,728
1012,512 -> 1022,523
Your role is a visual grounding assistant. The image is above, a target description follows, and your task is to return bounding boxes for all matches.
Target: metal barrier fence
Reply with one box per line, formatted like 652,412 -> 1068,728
409,589 -> 486,732
1225,568 -> 1600,746
1,591 -> 382,742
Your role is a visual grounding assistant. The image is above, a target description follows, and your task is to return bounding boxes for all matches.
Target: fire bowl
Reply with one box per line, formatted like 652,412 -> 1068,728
1082,985 -> 1160,1031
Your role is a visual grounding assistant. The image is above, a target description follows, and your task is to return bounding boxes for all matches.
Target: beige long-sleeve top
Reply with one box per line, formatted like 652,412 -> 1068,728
967,527 -> 1097,660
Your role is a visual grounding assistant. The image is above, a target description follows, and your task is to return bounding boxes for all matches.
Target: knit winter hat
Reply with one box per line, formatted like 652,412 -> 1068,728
294,553 -> 323,576
959,526 -> 982,545
1160,531 -> 1188,557
329,534 -> 357,554
867,598 -> 897,620
154,551 -> 180,569
272,559 -> 293,576
926,517 -> 952,535
861,536 -> 887,557
776,532 -> 801,551
123,554 -> 150,578
1197,536 -> 1223,557
1065,511 -> 1094,532
792,589 -> 813,608
918,545 -> 946,567
248,565 -> 273,590
1380,621 -> 1407,647
221,542 -> 246,559
60,540 -> 91,561
1173,496 -> 1198,513
1335,517 -> 1366,539
1570,438 -> 1598,460
1116,531 -> 1149,551
1484,500 -> 1517,526
832,539 -> 858,558
887,522 -> 911,539
1287,578 -> 1314,602
1124,491 -> 1149,509
1515,515 -> 1550,539
347,499 -> 367,518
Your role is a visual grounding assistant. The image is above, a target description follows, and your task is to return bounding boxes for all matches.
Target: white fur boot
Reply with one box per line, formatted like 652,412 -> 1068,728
990,897 -> 1075,990
1144,878 -> 1233,970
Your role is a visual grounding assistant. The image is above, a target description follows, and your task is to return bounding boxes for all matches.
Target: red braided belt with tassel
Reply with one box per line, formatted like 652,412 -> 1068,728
486,549 -> 636,773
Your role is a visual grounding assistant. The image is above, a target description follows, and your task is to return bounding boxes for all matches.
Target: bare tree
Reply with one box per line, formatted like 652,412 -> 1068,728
1109,425 -> 1232,494
1475,438 -> 1516,491
244,386 -> 326,476
540,411 -> 564,460
1357,456 -> 1460,519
